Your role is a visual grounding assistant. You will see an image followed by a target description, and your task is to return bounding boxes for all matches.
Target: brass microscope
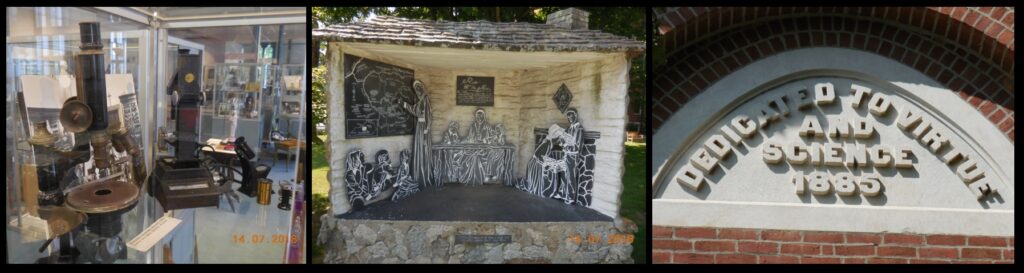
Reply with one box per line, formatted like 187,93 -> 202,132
27,22 -> 145,264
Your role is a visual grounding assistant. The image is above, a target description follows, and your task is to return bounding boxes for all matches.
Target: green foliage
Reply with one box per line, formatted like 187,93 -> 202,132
621,143 -> 647,263
311,134 -> 330,263
311,193 -> 330,263
652,8 -> 666,68
312,193 -> 331,222
312,134 -> 329,196
311,65 -> 327,134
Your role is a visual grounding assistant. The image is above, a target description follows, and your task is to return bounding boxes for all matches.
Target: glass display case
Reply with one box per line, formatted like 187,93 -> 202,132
7,6 -> 306,264
272,64 -> 305,146
164,20 -> 306,264
200,63 -> 276,159
5,7 -> 164,264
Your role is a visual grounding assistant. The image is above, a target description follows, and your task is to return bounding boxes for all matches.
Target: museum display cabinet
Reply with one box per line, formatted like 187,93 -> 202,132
199,63 -> 276,158
6,7 -> 307,264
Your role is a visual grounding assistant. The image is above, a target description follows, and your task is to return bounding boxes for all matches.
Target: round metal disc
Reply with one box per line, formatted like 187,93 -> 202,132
35,206 -> 86,239
66,179 -> 139,214
60,100 -> 92,133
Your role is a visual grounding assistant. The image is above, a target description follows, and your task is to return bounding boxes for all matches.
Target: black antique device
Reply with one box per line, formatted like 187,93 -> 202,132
277,180 -> 293,211
69,22 -> 136,263
150,48 -> 221,211
234,136 -> 271,197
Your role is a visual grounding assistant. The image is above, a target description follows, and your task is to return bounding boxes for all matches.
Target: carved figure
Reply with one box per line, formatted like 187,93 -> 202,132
465,108 -> 489,144
391,150 -> 419,201
443,121 -> 460,144
401,80 -> 433,187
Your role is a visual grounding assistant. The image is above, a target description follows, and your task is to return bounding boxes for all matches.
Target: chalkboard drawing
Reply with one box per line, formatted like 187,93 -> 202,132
401,80 -> 434,187
346,119 -> 378,138
456,76 -> 495,106
343,54 -> 416,138
443,121 -> 461,144
553,83 -> 574,113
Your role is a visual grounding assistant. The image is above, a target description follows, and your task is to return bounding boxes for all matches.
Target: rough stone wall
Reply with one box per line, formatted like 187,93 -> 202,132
653,226 -> 1015,264
319,216 -> 633,264
517,54 -> 630,218
328,42 -> 631,218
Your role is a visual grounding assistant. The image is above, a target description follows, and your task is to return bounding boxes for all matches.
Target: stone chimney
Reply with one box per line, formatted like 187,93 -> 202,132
546,8 -> 589,30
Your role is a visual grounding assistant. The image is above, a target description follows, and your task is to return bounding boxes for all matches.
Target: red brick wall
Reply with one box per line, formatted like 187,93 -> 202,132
652,7 -> 1015,141
653,226 -> 1014,264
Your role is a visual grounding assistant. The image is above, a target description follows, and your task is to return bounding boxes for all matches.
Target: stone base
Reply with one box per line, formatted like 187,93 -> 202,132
319,217 -> 633,264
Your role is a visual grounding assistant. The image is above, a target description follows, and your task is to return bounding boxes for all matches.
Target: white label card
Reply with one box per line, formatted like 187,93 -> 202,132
127,214 -> 182,252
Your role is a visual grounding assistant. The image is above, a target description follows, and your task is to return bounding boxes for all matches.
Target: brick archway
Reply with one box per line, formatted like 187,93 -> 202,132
653,7 -> 1014,141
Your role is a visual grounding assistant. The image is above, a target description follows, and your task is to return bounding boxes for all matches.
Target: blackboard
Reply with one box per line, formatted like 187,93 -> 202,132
456,76 -> 494,106
344,54 -> 416,138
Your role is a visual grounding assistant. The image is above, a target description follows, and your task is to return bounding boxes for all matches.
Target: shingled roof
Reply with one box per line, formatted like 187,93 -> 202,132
313,15 -> 646,54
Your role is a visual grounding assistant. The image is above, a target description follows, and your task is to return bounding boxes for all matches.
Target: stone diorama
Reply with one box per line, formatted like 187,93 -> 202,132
315,8 -> 644,263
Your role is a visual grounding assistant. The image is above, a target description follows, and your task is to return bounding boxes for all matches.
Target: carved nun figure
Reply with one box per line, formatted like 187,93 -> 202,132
402,80 -> 433,187
466,108 -> 489,144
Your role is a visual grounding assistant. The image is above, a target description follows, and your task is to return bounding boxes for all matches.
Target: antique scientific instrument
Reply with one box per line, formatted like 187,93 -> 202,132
277,180 -> 293,211
151,49 -> 221,211
29,22 -> 145,264
256,178 -> 273,206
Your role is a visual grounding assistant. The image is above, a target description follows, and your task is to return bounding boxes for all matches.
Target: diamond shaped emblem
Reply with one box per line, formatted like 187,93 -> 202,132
552,83 -> 573,113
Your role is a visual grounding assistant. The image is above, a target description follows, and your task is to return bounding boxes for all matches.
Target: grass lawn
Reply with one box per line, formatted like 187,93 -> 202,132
311,137 -> 647,264
311,135 -> 329,264
621,142 -> 647,263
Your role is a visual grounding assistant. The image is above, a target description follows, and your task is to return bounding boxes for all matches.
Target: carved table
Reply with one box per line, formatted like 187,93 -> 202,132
431,144 -> 515,185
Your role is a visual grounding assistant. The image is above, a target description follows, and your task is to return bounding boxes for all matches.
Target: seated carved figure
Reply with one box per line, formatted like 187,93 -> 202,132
517,115 -> 595,207
391,149 -> 419,201
443,121 -> 460,144
465,108 -> 489,144
432,108 -> 514,185
484,123 -> 506,145
344,150 -> 371,209
518,124 -> 567,196
345,149 -> 403,211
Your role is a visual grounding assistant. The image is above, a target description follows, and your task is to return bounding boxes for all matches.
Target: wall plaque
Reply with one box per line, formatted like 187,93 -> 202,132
456,76 -> 494,106
454,234 -> 512,244
553,83 -> 573,113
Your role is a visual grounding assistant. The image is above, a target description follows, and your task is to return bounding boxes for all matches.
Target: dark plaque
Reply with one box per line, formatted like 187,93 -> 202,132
456,76 -> 494,106
454,234 -> 512,244
553,83 -> 573,113
344,54 -> 416,138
